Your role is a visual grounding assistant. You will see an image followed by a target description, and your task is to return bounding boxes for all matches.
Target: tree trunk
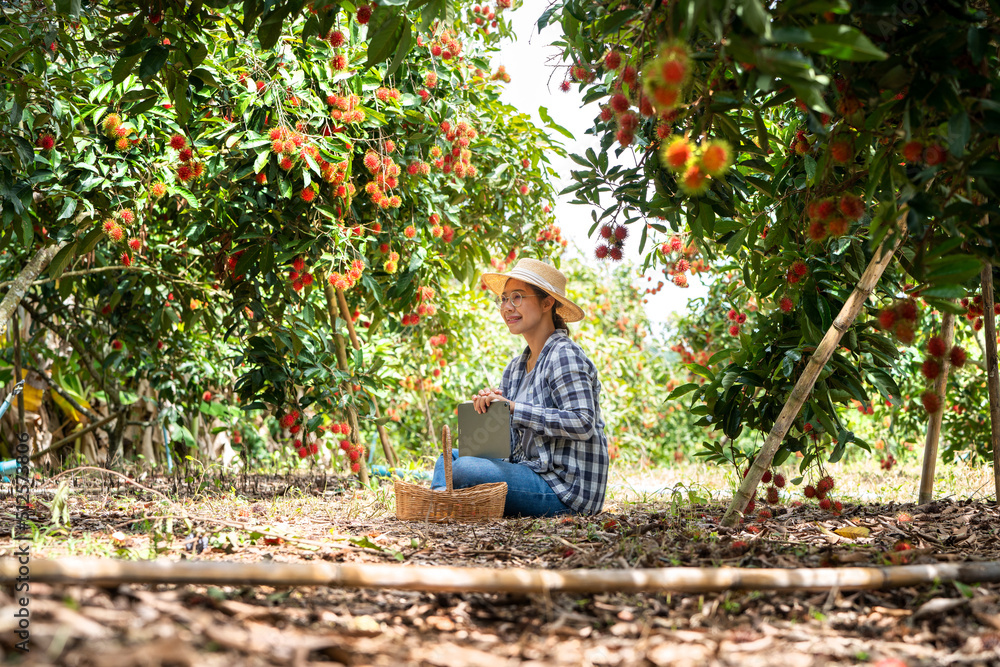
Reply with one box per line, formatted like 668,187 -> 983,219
918,309 -> 956,504
720,224 -> 907,528
324,281 -> 368,485
982,263 -> 1000,504
0,240 -> 70,336
335,287 -> 398,467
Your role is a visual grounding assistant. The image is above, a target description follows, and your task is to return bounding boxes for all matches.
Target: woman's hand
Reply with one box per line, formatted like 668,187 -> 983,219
472,387 -> 513,414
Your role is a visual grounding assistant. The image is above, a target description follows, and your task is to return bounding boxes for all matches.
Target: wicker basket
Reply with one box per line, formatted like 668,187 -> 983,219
395,425 -> 507,522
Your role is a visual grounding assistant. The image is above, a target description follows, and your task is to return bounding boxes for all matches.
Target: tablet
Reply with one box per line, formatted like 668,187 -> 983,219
456,401 -> 511,459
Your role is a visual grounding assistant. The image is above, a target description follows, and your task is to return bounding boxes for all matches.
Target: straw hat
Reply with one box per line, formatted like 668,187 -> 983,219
480,258 -> 585,323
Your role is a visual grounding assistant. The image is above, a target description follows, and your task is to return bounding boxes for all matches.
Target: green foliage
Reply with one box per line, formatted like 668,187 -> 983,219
544,0 -> 1000,476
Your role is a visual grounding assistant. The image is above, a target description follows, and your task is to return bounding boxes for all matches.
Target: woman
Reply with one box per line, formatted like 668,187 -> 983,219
431,258 -> 609,516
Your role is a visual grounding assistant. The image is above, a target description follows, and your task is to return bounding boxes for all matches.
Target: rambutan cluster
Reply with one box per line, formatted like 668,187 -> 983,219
594,223 -> 628,261
961,294 -> 992,332
334,421 -> 364,472
426,28 -> 463,60
101,111 -> 137,152
900,139 -> 947,167
803,475 -> 841,513
285,256 -> 315,292
170,134 -> 205,184
469,4 -> 495,27
535,223 -> 567,248
785,260 -> 809,284
327,93 -> 365,124
877,299 -> 920,344
642,42 -> 690,114
790,129 -> 810,156
669,341 -> 711,367
383,250 -> 401,274
328,258 -> 365,291
804,193 -> 865,242
226,249 -> 245,281
490,65 -> 511,83
880,453 -> 896,470
432,120 -> 479,179
362,151 -> 403,209
656,235 -> 704,288
726,308 -> 747,337
100,209 -> 141,259
918,333 -> 966,414
660,135 -> 733,196
280,409 -> 302,434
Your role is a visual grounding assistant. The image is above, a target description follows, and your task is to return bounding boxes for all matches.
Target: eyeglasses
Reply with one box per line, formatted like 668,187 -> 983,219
493,291 -> 538,309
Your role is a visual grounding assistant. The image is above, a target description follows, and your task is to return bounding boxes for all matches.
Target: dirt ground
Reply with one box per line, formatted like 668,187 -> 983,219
1,470 -> 1000,666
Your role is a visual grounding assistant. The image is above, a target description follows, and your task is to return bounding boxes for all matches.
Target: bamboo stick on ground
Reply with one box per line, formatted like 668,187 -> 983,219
720,222 -> 907,528
335,287 -> 398,467
982,262 -> 1000,504
918,310 -> 956,504
4,557 -> 1000,594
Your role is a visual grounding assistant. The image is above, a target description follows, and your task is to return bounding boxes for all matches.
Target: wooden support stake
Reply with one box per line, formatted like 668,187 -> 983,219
720,224 -> 907,528
982,262 -> 1000,504
335,287 -> 398,468
324,281 -> 368,485
5,557 -> 1000,594
918,309 -> 956,504
11,312 -> 26,440
31,409 -> 124,462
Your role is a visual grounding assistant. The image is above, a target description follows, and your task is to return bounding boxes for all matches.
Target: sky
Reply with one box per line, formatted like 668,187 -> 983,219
493,4 -> 709,329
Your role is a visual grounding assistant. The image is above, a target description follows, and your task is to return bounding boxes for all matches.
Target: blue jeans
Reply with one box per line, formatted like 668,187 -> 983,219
431,451 -> 572,517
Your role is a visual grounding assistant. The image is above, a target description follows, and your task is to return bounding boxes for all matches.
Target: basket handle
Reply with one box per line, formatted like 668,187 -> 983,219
442,424 -> 453,492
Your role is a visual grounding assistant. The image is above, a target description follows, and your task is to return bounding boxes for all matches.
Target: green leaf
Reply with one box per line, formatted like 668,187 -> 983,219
385,17 -> 413,77
925,255 -> 982,284
739,0 -> 772,38
138,45 -> 169,81
800,24 -> 887,61
685,363 -> 715,382
111,53 -> 142,85
258,4 -> 294,50
667,383 -> 699,400
48,241 -> 77,281
538,106 -> 574,140
365,15 -> 401,68
948,111 -> 970,158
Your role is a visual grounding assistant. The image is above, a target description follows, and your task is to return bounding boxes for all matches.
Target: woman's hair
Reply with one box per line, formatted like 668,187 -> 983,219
529,284 -> 569,332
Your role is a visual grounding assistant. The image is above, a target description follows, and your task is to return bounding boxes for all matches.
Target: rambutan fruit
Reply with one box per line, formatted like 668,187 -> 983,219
921,358 -> 940,380
807,220 -> 828,242
774,473 -> 786,488
779,296 -> 793,313
898,299 -> 918,321
819,498 -> 832,510
679,162 -> 710,196
804,485 -> 816,498
150,182 -> 167,198
176,164 -> 193,182
595,244 -> 609,259
404,225 -> 416,239
792,260 -> 808,277
927,335 -> 946,357
878,309 -> 896,330
698,140 -> 732,177
925,143 -> 947,166
610,93 -> 630,113
728,324 -> 740,336
613,225 -> 628,241
101,112 -> 122,134
115,137 -> 130,151
608,246 -> 623,261
356,5 -> 372,24
169,134 -> 187,151
902,140 -> 924,163
604,51 -> 622,70
895,321 -> 915,344
827,217 -> 850,237
36,133 -> 55,151
921,390 -> 940,414
949,345 -> 966,368
829,140 -> 852,164
838,193 -> 865,221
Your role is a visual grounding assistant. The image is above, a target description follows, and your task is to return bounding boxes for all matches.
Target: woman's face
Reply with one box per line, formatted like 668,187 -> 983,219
499,278 -> 553,334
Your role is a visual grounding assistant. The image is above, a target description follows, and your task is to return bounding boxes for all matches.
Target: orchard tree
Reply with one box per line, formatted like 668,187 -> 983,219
542,0 -> 1000,521
0,0 -> 572,471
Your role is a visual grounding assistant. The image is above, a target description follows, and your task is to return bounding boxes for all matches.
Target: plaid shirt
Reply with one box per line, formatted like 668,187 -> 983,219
501,330 -> 608,514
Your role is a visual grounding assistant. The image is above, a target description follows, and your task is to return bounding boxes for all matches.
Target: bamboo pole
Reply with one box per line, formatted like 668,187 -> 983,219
918,310 -> 956,504
324,281 -> 369,485
11,312 -> 26,440
4,557 -> 1000,594
720,224 -> 907,528
982,263 -> 1000,504
335,287 -> 398,467
31,409 -> 124,461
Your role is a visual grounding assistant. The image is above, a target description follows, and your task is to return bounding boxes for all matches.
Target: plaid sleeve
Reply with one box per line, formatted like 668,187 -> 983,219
511,344 -> 597,441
